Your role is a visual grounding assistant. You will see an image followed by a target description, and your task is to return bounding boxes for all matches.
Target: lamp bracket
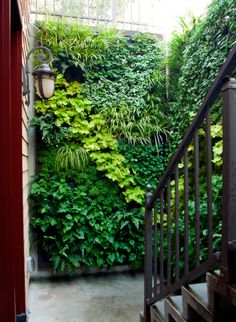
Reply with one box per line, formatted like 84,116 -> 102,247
23,46 -> 53,106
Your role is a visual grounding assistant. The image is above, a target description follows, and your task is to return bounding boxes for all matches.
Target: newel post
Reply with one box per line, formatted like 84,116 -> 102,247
140,184 -> 153,322
221,77 -> 236,286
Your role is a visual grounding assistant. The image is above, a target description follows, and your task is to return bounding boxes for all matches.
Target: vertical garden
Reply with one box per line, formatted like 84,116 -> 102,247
30,0 -> 236,273
30,23 -> 168,272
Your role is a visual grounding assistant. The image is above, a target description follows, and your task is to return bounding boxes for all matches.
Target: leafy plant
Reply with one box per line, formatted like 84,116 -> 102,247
118,140 -> 167,189
83,32 -> 168,145
30,161 -> 145,272
55,144 -> 89,172
30,114 -> 72,147
34,74 -> 144,203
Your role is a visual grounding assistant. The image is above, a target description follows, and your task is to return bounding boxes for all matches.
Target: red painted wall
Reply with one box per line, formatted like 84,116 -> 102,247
0,0 -> 26,320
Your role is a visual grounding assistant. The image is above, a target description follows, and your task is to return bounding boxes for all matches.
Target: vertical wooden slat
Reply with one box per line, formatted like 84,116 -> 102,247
184,148 -> 189,274
221,77 -> 236,284
144,185 -> 153,321
12,26 -> 26,316
62,0 -> 65,18
194,130 -> 200,267
167,177 -> 171,286
206,110 -> 213,258
160,189 -> 164,292
122,0 -> 125,29
153,203 -> 158,296
175,165 -> 180,281
0,2 -> 15,320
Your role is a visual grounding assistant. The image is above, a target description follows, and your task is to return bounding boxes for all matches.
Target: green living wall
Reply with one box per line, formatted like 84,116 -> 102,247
30,0 -> 236,274
30,24 -> 167,272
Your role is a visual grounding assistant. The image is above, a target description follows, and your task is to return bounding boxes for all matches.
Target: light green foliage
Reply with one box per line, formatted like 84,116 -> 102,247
34,74 -> 144,203
34,74 -> 91,139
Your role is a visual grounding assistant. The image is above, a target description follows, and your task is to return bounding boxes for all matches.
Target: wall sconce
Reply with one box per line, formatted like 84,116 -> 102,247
23,46 -> 56,106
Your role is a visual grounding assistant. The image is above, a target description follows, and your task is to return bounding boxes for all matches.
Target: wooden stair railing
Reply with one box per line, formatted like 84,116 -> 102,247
140,43 -> 236,322
150,271 -> 236,322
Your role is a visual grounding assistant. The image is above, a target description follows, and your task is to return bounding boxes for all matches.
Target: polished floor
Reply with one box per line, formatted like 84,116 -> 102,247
28,272 -> 144,322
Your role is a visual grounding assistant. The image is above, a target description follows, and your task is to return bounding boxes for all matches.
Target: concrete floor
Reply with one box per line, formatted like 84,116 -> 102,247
28,272 -> 144,322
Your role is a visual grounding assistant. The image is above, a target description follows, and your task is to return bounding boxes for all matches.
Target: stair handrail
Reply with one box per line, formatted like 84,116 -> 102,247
141,43 -> 236,322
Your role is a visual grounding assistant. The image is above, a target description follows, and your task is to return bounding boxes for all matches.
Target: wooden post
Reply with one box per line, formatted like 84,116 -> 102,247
221,77 -> 236,287
140,184 -> 153,322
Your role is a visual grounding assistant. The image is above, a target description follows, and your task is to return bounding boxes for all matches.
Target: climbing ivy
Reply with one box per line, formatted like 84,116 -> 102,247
167,0 -> 236,157
158,0 -> 236,274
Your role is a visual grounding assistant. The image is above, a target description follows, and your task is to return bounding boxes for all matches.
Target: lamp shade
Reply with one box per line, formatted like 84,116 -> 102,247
33,63 -> 56,99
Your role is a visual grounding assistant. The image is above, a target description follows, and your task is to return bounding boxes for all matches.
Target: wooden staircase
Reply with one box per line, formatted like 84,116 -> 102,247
151,272 -> 236,322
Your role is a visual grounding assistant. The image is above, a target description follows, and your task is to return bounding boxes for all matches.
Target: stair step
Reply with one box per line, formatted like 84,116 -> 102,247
164,295 -> 186,322
207,271 -> 236,316
188,282 -> 208,307
207,271 -> 221,312
182,283 -> 213,322
151,300 -> 165,322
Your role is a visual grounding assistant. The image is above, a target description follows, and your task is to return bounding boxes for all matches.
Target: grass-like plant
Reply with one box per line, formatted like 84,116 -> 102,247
103,105 -> 167,146
55,144 -> 89,172
37,20 -> 120,69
